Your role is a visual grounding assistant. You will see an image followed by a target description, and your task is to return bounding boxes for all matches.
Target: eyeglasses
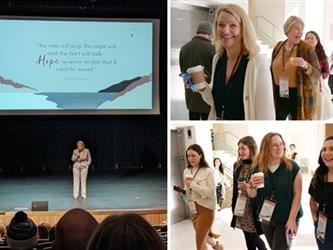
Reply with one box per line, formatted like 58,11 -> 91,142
271,143 -> 284,148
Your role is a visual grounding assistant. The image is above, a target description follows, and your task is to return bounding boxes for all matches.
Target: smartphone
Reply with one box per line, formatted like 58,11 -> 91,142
173,185 -> 186,195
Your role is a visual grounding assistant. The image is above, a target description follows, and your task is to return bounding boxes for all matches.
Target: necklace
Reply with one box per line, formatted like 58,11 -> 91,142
282,42 -> 296,71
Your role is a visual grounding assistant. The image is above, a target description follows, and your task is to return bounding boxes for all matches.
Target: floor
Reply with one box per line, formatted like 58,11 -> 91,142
0,169 -> 167,211
171,174 -> 318,250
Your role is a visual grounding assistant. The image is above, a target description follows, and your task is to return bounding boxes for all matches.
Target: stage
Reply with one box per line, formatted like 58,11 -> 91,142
0,169 -> 167,212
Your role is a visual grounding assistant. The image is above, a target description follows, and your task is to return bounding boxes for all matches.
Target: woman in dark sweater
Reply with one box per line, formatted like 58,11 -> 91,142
309,136 -> 333,249
231,136 -> 267,250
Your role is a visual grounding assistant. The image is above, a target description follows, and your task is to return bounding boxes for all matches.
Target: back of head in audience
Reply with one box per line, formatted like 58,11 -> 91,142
6,211 -> 38,250
52,208 -> 98,250
87,213 -> 166,250
38,223 -> 51,239
48,225 -> 55,242
0,222 -> 5,239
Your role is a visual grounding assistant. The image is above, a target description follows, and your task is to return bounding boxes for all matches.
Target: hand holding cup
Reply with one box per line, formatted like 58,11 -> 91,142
290,57 -> 307,68
250,172 -> 264,188
184,174 -> 193,187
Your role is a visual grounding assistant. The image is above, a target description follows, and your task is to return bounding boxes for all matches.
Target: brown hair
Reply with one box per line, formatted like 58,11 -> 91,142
237,136 -> 257,161
186,144 -> 210,169
253,132 -> 292,172
86,213 -> 165,250
311,136 -> 333,188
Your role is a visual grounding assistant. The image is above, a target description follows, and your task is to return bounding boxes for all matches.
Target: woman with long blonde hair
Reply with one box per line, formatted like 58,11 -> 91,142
198,4 -> 275,120
248,133 -> 303,250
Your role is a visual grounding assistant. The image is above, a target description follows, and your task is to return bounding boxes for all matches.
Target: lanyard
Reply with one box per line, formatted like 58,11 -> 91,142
322,175 -> 333,213
225,53 -> 242,85
189,167 -> 200,194
267,170 -> 277,200
282,41 -> 296,72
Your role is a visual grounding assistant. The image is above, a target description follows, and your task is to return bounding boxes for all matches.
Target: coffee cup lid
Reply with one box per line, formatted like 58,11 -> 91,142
187,65 -> 204,74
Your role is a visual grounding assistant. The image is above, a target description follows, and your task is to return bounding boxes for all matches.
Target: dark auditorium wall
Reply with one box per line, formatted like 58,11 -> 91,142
0,0 -> 167,175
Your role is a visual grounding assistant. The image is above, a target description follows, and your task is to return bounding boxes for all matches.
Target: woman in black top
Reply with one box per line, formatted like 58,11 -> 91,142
309,136 -> 333,249
231,136 -> 267,250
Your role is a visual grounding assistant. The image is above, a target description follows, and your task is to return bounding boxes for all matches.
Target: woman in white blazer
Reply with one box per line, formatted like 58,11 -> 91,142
71,140 -> 91,199
197,4 -> 275,120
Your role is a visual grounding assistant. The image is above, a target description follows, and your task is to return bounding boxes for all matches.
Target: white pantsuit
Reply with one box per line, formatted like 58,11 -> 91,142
71,148 -> 91,198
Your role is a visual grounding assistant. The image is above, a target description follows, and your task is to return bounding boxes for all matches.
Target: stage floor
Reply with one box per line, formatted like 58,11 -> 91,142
0,169 -> 167,211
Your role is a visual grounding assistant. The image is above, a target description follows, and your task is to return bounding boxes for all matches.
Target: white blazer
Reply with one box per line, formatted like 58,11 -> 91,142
201,52 -> 276,120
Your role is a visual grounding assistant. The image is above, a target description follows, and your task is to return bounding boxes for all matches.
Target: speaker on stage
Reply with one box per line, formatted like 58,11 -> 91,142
31,201 -> 48,211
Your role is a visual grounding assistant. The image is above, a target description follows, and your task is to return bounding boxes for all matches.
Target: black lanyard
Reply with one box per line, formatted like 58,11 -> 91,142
267,170 -> 277,200
189,167 -> 200,194
282,41 -> 296,72
322,175 -> 333,213
191,167 -> 200,180
225,53 -> 242,85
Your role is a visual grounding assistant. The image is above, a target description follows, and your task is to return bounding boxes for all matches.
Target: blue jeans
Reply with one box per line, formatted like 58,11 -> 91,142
315,219 -> 333,250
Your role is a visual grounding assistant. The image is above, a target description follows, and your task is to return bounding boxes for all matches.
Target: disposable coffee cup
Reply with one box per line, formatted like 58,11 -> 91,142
184,174 -> 194,180
186,65 -> 206,89
252,172 -> 264,188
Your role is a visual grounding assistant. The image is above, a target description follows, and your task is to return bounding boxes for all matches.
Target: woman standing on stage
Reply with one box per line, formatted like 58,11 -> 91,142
183,144 -> 223,250
71,140 -> 91,199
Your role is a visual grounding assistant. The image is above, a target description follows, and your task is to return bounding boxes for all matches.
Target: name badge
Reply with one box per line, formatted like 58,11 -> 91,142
316,212 -> 327,243
259,199 -> 276,223
188,200 -> 197,216
279,75 -> 289,98
234,194 -> 247,217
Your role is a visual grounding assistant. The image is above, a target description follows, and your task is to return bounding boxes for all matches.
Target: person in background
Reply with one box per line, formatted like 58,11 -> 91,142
248,132 -> 303,250
178,144 -> 223,250
0,223 -> 5,244
179,21 -> 215,120
288,144 -> 298,161
328,51 -> 333,99
198,4 -> 275,120
309,136 -> 333,249
305,31 -> 330,80
231,136 -> 267,250
271,16 -> 321,120
38,223 -> 51,240
71,140 -> 91,199
213,158 -> 225,211
87,213 -> 166,250
305,31 -> 331,119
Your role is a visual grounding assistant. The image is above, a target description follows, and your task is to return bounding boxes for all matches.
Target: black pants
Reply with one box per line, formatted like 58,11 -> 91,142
243,231 -> 267,250
261,222 -> 290,250
189,111 -> 209,120
274,86 -> 298,120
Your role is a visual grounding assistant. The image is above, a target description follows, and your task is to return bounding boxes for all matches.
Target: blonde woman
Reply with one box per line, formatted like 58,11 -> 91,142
248,133 -> 303,250
198,4 -> 275,120
71,140 -> 91,199
271,16 -> 321,120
